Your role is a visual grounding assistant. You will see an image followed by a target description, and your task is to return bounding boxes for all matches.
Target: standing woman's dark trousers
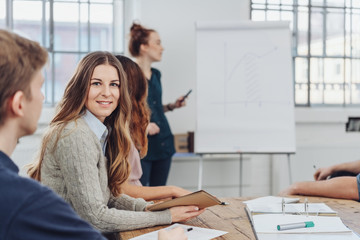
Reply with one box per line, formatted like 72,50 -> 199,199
140,157 -> 172,186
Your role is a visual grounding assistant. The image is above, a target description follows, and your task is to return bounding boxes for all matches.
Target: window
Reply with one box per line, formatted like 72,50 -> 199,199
3,0 -> 124,105
0,0 -> 5,28
251,0 -> 360,106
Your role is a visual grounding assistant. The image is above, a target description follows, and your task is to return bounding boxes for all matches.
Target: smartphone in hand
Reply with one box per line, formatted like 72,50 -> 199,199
180,89 -> 192,102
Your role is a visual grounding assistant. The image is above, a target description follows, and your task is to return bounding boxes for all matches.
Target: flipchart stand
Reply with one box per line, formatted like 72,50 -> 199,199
196,153 -> 294,196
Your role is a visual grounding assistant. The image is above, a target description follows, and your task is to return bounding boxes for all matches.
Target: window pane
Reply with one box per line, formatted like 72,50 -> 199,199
0,0 -> 5,28
353,0 -> 360,8
352,59 -> 360,84
310,58 -> 324,104
13,1 -> 43,44
43,55 -> 53,104
298,0 -> 309,5
349,59 -> 360,104
281,11 -> 293,22
113,0 -> 124,53
326,8 -> 345,56
326,0 -> 345,7
297,8 -> 309,55
53,53 -> 81,102
79,3 -> 89,52
351,10 -> 360,57
323,58 -> 344,104
89,4 -> 113,51
282,0 -> 294,4
252,3 -> 266,10
324,58 -> 344,83
252,0 -> 266,3
310,58 -> 323,83
54,2 -> 80,51
345,58 -> 351,104
345,9 -> 351,56
295,83 -> 308,104
90,0 -> 112,3
312,0 -> 325,6
267,10 -> 281,20
295,58 -> 308,104
310,8 -> 324,56
252,10 -> 266,21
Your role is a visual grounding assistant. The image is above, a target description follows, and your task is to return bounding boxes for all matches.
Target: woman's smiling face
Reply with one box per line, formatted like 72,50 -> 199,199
85,64 -> 120,122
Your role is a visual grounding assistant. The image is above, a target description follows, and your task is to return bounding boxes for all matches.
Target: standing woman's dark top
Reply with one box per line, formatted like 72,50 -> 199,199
141,68 -> 175,185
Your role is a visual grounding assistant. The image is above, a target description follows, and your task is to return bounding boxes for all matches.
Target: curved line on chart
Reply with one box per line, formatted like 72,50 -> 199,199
226,46 -> 278,83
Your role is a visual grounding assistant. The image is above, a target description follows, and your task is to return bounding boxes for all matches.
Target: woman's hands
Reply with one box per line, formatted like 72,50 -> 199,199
170,206 -> 205,223
174,96 -> 186,109
170,186 -> 192,198
165,96 -> 187,112
314,166 -> 333,181
147,122 -> 160,135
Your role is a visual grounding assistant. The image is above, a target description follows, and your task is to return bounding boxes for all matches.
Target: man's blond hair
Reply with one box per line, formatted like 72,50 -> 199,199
0,29 -> 48,125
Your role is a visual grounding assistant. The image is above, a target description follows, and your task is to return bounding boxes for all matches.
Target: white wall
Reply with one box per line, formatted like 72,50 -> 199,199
12,0 -> 360,198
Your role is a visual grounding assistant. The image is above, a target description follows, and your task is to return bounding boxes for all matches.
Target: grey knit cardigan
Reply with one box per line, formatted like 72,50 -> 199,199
40,118 -> 171,232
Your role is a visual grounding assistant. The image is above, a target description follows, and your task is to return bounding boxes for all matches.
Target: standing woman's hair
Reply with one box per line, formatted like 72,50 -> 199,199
128,23 -> 155,57
28,51 -> 132,196
116,55 -> 150,158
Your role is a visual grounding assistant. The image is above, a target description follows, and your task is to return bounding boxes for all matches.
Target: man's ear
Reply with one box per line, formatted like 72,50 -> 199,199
9,91 -> 25,118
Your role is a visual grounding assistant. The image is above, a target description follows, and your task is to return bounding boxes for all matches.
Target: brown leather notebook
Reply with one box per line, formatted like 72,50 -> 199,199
147,190 -> 222,211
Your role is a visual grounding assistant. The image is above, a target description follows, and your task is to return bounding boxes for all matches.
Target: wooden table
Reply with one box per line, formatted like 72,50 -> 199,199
119,196 -> 360,240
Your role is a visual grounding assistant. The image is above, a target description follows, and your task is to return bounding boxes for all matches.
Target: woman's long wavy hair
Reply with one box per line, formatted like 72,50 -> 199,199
27,51 -> 132,196
116,55 -> 150,158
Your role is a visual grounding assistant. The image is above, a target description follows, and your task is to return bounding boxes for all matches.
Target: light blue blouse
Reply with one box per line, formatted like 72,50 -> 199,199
82,110 -> 108,154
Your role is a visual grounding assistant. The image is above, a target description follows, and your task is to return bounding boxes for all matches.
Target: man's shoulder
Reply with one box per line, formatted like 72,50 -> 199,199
0,169 -> 59,226
0,169 -> 105,240
0,168 -> 55,205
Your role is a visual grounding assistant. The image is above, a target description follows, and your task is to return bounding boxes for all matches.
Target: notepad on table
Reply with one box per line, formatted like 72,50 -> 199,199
253,214 -> 351,234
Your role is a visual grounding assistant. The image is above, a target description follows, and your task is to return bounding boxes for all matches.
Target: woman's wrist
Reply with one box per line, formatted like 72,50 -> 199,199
167,103 -> 175,111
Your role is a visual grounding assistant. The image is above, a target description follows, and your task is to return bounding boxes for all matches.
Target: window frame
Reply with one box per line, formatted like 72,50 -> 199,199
251,0 -> 360,107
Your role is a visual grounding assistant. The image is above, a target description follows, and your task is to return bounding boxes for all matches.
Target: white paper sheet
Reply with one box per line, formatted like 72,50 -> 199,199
257,232 -> 360,240
129,223 -> 228,240
253,214 -> 351,234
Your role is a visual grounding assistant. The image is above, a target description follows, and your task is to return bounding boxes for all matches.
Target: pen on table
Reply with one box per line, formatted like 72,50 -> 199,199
281,197 -> 285,215
187,227 -> 193,232
277,221 -> 315,231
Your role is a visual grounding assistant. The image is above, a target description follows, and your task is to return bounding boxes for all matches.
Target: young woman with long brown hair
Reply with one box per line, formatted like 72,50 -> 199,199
116,55 -> 190,200
27,51 -> 203,233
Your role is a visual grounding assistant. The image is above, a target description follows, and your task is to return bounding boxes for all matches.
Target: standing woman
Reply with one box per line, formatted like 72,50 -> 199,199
129,23 -> 186,186
27,51 -> 203,233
